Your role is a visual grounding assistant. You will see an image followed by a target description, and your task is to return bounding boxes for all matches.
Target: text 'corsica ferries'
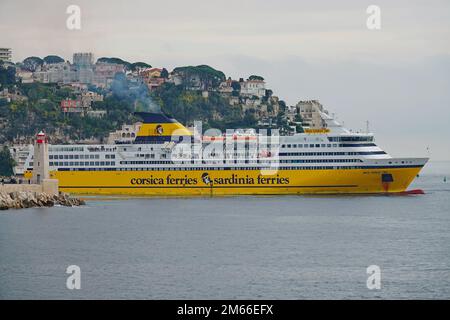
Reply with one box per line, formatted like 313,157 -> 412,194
23,112 -> 428,195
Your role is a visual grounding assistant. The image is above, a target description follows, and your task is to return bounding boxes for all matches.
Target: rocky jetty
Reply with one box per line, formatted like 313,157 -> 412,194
0,191 -> 85,210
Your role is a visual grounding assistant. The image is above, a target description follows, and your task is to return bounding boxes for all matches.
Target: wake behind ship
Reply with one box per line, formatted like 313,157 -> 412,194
22,111 -> 428,195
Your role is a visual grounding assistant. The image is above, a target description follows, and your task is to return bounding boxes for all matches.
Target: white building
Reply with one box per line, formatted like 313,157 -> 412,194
218,78 -> 233,95
87,110 -> 107,118
107,123 -> 142,144
0,48 -> 12,62
10,144 -> 32,175
240,79 -> 266,98
73,52 -> 94,67
16,69 -> 34,83
296,100 -> 329,129
73,53 -> 94,84
81,91 -> 103,103
93,62 -> 125,88
34,62 -> 77,84
77,68 -> 94,84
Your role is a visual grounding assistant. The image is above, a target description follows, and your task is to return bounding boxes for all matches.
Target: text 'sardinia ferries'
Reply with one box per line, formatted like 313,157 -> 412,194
24,111 -> 428,195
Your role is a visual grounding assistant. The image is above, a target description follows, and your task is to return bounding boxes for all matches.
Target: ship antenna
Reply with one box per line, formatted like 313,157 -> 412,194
366,120 -> 370,133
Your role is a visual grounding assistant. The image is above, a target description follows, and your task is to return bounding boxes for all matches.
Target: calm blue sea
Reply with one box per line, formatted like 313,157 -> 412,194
1,161 -> 449,299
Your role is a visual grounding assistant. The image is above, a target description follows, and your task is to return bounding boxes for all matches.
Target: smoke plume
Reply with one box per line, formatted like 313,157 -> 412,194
111,72 -> 161,113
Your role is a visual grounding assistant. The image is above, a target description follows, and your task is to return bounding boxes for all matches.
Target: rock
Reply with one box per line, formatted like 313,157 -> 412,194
54,192 -> 84,207
0,190 -> 83,210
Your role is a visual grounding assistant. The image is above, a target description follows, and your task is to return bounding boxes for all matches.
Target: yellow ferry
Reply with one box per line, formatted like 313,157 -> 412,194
22,112 -> 428,195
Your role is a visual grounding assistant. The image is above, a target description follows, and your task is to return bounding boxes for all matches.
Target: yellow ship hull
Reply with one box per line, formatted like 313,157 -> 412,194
50,166 -> 423,196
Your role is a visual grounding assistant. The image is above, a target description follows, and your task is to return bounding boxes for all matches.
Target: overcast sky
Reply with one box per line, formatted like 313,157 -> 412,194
1,0 -> 449,160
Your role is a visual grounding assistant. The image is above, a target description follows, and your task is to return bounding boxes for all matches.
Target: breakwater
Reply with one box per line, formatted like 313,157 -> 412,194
0,185 -> 85,210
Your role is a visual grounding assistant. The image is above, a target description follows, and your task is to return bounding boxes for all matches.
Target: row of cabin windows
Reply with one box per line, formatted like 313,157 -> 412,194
58,165 -> 390,172
171,153 -> 280,159
328,136 -> 374,142
49,154 -> 116,160
282,143 -> 338,148
120,147 -> 155,152
87,147 -> 117,152
50,154 -> 104,160
133,154 -> 175,159
279,151 -> 386,156
120,158 -> 362,165
50,147 -> 84,152
280,159 -> 363,164
119,151 -> 382,164
136,154 -> 156,159
120,160 -> 269,165
50,161 -> 115,167
121,160 -> 171,165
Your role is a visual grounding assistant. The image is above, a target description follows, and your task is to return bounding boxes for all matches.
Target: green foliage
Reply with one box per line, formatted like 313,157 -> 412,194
97,58 -> 154,72
43,55 -> 65,64
231,81 -> 241,91
152,82 -> 257,130
0,65 -> 16,86
160,68 -> 169,79
0,60 -> 290,146
248,75 -> 264,81
278,100 -> 287,111
0,82 -> 137,144
129,62 -> 152,71
97,57 -> 131,68
173,65 -> 226,90
22,56 -> 44,71
61,95 -> 137,141
20,83 -> 76,102
0,146 -> 15,176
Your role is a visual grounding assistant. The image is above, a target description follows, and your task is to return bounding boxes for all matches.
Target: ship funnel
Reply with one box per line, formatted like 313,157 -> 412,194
134,112 -> 192,143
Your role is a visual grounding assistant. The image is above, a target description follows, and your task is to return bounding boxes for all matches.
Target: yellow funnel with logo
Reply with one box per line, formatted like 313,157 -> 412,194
134,112 -> 192,143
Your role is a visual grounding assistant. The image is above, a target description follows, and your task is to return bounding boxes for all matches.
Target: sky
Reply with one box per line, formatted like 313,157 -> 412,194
1,0 -> 449,160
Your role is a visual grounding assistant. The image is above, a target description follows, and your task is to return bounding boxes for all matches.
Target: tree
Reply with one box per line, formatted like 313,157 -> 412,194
173,65 -> 226,90
0,65 -> 16,86
43,55 -> 65,64
231,81 -> 241,91
278,100 -> 287,111
129,62 -> 152,71
22,56 -> 44,71
242,109 -> 257,127
97,57 -> 131,69
248,75 -> 264,81
0,146 -> 15,177
160,68 -> 169,79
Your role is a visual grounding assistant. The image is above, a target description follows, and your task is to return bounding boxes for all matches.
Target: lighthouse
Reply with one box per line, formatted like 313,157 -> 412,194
33,131 -> 50,184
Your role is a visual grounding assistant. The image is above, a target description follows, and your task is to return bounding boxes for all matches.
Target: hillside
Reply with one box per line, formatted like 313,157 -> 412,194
0,59 -> 298,146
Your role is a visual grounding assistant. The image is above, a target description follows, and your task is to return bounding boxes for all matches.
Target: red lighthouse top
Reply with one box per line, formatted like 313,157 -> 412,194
36,131 -> 47,144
